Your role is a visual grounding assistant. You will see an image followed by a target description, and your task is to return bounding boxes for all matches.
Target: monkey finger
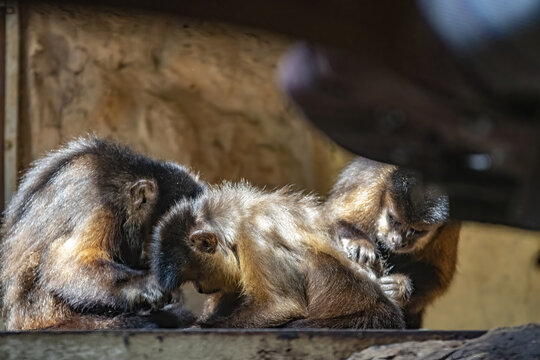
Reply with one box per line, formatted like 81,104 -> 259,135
380,283 -> 399,292
346,245 -> 360,262
379,276 -> 398,285
383,289 -> 399,299
357,249 -> 376,265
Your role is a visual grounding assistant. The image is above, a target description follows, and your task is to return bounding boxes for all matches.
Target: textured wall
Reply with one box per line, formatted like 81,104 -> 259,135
19,3 -> 350,194
424,223 -> 540,330
19,3 -> 540,329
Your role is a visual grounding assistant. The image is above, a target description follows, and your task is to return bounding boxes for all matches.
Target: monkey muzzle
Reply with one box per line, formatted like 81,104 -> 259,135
388,232 -> 413,252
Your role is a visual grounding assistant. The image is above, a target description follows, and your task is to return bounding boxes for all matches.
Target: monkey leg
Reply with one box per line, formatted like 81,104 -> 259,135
285,297 -> 404,329
303,252 -> 405,329
197,293 -> 306,328
391,260 -> 446,328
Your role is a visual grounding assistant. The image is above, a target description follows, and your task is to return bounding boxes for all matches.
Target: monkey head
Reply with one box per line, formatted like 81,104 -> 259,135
117,160 -> 205,267
151,198 -> 239,296
375,169 -> 449,253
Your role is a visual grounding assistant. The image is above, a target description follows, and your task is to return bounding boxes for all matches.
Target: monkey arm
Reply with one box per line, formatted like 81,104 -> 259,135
393,223 -> 459,328
40,245 -> 165,311
390,262 -> 441,329
403,264 -> 443,309
406,223 -> 459,312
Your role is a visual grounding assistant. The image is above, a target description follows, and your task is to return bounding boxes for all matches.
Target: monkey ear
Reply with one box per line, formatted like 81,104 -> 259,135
130,179 -> 158,209
189,230 -> 218,254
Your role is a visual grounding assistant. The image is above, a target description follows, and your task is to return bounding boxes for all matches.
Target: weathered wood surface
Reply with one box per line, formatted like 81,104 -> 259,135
0,329 -> 484,360
349,323 -> 540,360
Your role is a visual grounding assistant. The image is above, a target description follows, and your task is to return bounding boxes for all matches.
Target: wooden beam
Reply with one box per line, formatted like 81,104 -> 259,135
0,329 -> 485,360
0,2 -> 6,211
3,0 -> 18,207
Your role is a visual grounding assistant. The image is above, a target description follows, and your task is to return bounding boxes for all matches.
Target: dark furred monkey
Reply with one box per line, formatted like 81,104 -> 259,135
0,136 -> 205,330
152,182 -> 405,329
325,157 -> 460,328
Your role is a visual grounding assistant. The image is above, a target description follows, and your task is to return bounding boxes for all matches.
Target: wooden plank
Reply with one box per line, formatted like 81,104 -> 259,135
3,0 -> 17,207
0,2 -> 6,211
0,329 -> 485,360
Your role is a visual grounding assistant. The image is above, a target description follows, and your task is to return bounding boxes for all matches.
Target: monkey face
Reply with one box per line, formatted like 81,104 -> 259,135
376,209 -> 433,253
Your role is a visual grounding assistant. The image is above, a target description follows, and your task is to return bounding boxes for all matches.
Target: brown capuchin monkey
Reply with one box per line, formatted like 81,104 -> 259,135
325,157 -> 460,328
0,136 -> 204,330
151,182 -> 406,329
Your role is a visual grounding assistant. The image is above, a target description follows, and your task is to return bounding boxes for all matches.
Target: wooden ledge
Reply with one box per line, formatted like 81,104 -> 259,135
0,329 -> 485,360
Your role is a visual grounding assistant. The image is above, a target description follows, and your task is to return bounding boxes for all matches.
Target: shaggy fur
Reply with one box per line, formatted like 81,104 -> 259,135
152,182 -> 405,329
0,136 -> 204,330
325,157 -> 460,328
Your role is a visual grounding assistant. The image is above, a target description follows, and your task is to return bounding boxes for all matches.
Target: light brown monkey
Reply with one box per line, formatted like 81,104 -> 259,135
0,136 -> 204,330
152,182 -> 406,329
325,157 -> 460,328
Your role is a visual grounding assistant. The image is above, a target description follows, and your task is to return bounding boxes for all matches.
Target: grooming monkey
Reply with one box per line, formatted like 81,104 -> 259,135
325,157 -> 460,328
152,182 -> 406,329
0,136 -> 205,330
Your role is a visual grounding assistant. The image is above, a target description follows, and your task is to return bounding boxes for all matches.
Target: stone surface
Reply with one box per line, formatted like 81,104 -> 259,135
349,324 -> 540,360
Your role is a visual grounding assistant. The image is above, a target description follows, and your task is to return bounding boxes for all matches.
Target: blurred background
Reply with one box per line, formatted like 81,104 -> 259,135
3,2 -> 540,329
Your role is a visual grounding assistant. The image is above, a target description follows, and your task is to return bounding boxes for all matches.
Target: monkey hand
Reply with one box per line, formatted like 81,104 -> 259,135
379,274 -> 412,307
342,237 -> 377,267
137,275 -> 170,311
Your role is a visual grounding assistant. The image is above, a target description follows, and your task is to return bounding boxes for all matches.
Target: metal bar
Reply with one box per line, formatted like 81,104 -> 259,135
3,0 -> 18,207
0,329 -> 485,360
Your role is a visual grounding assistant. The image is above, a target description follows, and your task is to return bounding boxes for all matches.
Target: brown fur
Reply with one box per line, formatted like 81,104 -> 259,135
46,303 -> 197,330
152,182 -> 405,329
325,157 -> 460,328
387,222 -> 460,327
0,137 -> 204,329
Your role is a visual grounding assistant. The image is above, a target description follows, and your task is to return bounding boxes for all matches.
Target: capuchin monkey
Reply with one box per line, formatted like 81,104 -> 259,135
0,136 -> 205,330
152,182 -> 406,329
325,157 -> 460,328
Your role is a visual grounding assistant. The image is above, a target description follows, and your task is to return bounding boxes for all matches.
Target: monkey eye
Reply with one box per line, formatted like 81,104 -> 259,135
388,214 -> 400,226
412,228 -> 427,236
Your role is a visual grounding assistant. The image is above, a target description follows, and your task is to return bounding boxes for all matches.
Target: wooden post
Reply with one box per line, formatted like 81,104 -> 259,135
3,0 -> 18,208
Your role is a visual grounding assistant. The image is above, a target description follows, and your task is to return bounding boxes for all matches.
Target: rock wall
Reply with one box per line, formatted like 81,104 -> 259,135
18,3 -> 540,330
19,3 -> 350,194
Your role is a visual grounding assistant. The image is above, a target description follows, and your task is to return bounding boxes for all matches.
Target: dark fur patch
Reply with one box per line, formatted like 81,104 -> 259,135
152,202 -> 197,291
390,169 -> 449,224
